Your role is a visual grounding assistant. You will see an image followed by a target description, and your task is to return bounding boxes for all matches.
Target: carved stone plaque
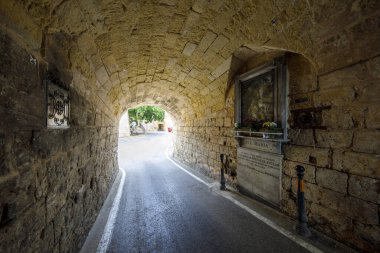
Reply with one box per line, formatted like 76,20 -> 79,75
47,83 -> 70,129
240,138 -> 281,154
237,147 -> 282,206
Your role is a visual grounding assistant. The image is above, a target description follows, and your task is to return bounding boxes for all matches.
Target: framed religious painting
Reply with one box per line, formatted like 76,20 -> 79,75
234,56 -> 288,140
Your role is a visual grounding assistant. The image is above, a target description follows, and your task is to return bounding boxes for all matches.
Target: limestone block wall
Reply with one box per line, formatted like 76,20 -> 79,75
173,71 -> 238,185
173,52 -> 380,252
282,54 -> 380,252
0,1 -> 379,252
0,29 -> 118,252
174,113 -> 237,181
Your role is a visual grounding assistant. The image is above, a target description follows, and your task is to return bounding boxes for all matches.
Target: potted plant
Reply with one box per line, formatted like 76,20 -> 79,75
262,121 -> 278,138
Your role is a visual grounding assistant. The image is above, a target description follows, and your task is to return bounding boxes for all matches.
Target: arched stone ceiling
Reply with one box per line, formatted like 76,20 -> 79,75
3,0 -> 378,119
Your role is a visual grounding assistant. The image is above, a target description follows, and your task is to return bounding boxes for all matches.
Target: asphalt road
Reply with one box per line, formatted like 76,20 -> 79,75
108,132 -> 309,253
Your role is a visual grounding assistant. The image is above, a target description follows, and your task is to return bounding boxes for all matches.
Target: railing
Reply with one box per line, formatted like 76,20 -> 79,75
233,129 -> 289,142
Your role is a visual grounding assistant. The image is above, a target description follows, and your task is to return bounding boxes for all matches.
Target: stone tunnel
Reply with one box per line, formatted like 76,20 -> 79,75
0,1 -> 379,252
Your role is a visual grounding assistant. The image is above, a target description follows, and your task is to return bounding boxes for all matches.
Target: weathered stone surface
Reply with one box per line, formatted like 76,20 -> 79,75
366,104 -> 380,129
349,175 -> 380,204
32,130 -> 65,157
321,107 -> 354,129
182,42 -> 197,56
352,130 -> 380,154
319,55 -> 379,90
314,86 -> 356,107
0,32 -> 118,253
284,145 -> 330,168
287,54 -> 317,95
315,130 -> 353,148
316,167 -> 347,194
210,56 -> 232,79
303,182 -> 378,225
353,221 -> 380,251
333,151 -> 380,179
208,35 -> 229,53
287,129 -> 315,147
315,6 -> 380,74
0,1 -> 379,252
308,203 -> 353,242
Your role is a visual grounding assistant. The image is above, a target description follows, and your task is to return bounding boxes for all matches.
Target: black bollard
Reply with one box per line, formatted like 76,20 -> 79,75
296,165 -> 311,237
220,154 -> 226,190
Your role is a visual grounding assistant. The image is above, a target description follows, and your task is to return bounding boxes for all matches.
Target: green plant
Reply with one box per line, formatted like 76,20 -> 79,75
262,121 -> 277,131
128,106 -> 165,125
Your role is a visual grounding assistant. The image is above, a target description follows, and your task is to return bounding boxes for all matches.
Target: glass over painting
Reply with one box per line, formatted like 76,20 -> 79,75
240,70 -> 274,126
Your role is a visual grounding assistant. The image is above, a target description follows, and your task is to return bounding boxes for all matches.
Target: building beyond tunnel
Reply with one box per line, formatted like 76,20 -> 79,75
0,1 -> 379,252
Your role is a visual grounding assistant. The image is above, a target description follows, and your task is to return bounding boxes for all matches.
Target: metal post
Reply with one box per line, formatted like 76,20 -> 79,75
296,165 -> 311,237
220,154 -> 226,190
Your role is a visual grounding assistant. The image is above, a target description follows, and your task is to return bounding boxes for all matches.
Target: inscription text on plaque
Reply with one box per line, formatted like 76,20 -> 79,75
237,146 -> 283,206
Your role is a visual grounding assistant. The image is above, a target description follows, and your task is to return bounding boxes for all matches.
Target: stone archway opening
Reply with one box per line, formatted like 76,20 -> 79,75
117,103 -> 178,170
1,1 -> 379,252
117,104 -> 178,166
118,105 -> 177,136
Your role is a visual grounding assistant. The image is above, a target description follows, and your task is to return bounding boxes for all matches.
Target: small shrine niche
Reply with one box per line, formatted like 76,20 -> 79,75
234,56 -> 288,207
234,56 -> 287,140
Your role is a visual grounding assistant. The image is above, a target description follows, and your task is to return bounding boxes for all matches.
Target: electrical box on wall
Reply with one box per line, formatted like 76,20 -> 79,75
46,79 -> 70,129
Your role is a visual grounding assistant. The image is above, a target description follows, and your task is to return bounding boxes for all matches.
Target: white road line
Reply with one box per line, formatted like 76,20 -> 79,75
96,168 -> 126,253
166,153 -> 323,253
165,152 -> 212,187
221,194 -> 324,253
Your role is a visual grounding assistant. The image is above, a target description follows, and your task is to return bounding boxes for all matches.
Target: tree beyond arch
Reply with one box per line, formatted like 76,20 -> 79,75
128,106 -> 165,124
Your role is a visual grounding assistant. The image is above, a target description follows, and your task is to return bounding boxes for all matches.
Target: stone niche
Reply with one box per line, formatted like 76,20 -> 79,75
234,56 -> 287,207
